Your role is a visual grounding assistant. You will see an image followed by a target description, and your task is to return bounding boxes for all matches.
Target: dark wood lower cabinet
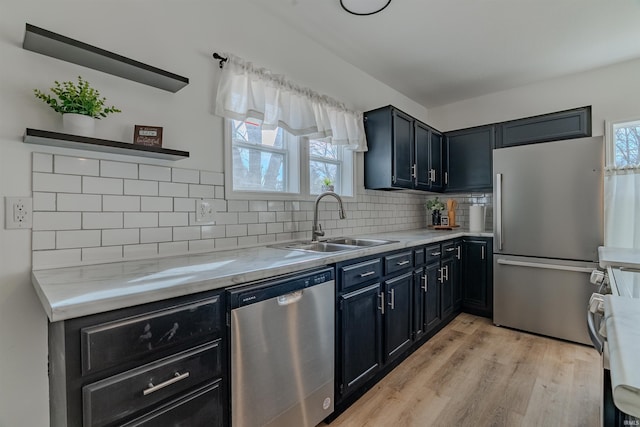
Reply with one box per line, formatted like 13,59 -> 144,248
462,237 -> 494,318
338,283 -> 383,399
383,272 -> 414,363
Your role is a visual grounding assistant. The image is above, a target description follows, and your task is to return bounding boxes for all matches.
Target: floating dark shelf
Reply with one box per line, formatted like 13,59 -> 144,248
24,129 -> 189,160
23,23 -> 189,93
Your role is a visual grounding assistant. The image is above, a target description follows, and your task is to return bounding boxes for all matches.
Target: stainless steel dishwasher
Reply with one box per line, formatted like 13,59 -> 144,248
228,268 -> 335,427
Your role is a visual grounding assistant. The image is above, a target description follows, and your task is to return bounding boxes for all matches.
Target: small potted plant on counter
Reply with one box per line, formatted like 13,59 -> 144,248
321,177 -> 335,192
34,75 -> 121,137
426,197 -> 445,226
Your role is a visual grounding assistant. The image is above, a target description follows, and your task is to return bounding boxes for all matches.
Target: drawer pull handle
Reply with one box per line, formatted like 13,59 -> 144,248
446,247 -> 456,252
431,252 -> 441,256
396,260 -> 410,266
359,271 -> 376,278
143,371 -> 190,396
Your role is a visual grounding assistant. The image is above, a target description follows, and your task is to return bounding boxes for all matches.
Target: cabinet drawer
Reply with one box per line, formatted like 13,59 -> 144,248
81,294 -> 221,375
441,241 -> 458,258
121,380 -> 223,427
424,244 -> 441,264
414,248 -> 425,266
340,258 -> 382,292
384,251 -> 414,275
83,340 -> 221,427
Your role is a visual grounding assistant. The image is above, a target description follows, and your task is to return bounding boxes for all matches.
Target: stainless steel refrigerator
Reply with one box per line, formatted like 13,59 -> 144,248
493,136 -> 604,345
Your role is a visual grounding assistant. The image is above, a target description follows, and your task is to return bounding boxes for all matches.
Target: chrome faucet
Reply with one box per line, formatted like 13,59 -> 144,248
311,191 -> 346,242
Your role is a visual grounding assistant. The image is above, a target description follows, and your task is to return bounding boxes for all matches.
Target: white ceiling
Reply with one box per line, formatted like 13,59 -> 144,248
244,0 -> 640,108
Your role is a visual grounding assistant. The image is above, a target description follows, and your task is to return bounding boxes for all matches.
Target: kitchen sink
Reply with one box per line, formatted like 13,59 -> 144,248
270,237 -> 397,253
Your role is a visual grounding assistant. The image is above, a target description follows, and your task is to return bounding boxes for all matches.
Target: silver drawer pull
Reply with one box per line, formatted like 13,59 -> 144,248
359,271 -> 376,278
431,252 -> 441,256
396,260 -> 410,266
143,371 -> 190,396
446,247 -> 456,252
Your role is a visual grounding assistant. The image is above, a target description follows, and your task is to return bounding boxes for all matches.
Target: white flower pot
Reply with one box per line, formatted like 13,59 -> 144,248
62,113 -> 96,137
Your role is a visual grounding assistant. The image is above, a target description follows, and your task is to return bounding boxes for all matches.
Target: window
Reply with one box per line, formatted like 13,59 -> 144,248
226,120 -> 354,199
611,120 -> 640,167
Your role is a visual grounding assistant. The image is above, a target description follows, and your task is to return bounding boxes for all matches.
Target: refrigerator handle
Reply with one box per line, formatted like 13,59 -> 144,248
496,173 -> 503,251
496,258 -> 595,274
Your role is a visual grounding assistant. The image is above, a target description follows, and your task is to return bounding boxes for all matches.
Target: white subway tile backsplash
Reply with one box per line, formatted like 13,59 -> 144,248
200,171 -> 223,186
33,212 -> 81,230
247,223 -> 266,235
201,225 -> 226,239
214,186 -> 225,199
174,198 -> 195,212
172,168 -> 199,184
83,177 -> 123,195
57,230 -> 101,249
238,236 -> 258,247
57,194 -> 101,212
188,239 -> 215,252
214,237 -> 237,249
124,180 -> 158,196
83,212 -> 123,229
82,246 -> 123,262
33,249 -> 81,270
189,184 -> 215,199
249,201 -> 268,212
54,156 -> 99,176
33,231 -> 56,250
276,211 -> 293,222
258,234 -> 276,244
159,212 -> 188,227
139,164 -> 171,181
103,195 -> 140,212
258,212 -> 276,223
140,227 -> 172,243
173,226 -> 201,241
101,160 -> 138,179
159,182 -> 189,197
267,201 -> 284,211
33,153 -> 53,173
102,228 -> 140,246
141,197 -> 173,212
33,192 -> 56,211
124,243 -> 158,258
266,222 -> 284,234
238,212 -> 258,224
213,212 -> 238,225
226,224 -> 247,237
124,212 -> 158,228
159,241 -> 188,255
33,173 -> 81,193
228,200 -> 248,212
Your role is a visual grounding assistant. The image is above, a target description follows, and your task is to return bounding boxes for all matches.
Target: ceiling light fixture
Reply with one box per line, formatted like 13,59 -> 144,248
340,0 -> 392,16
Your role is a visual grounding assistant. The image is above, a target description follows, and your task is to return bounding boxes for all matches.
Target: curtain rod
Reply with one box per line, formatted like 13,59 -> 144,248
213,53 -> 228,69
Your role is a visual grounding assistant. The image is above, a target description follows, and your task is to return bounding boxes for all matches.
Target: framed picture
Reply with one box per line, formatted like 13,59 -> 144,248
133,125 -> 163,147
440,216 -> 449,226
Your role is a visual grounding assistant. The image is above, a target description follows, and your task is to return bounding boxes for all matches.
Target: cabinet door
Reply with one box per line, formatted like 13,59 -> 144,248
424,262 -> 441,333
462,238 -> 493,317
383,272 -> 413,363
392,110 -> 414,189
429,130 -> 444,192
445,125 -> 494,192
441,257 -> 455,319
413,269 -> 425,340
338,283 -> 383,399
414,122 -> 431,190
452,241 -> 463,311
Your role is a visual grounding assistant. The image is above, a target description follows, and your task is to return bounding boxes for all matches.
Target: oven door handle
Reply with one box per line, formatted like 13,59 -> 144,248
587,310 -> 604,354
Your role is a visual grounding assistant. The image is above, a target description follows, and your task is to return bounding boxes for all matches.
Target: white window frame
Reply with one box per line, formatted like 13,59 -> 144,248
224,119 -> 356,201
605,118 -> 640,168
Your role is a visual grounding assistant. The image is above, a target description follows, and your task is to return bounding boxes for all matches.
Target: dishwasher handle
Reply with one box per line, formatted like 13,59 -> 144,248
277,290 -> 303,306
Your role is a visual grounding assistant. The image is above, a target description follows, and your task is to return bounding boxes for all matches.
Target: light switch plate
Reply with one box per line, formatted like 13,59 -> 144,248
5,197 -> 33,229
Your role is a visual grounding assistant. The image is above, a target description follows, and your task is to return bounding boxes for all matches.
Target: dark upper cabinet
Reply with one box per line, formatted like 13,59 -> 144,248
383,272 -> 414,363
461,237 -> 493,318
444,125 -> 495,192
496,106 -> 591,148
338,282 -> 383,399
364,106 -> 444,192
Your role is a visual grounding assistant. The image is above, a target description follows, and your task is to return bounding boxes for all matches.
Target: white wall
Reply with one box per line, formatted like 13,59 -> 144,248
0,1 -> 430,425
427,57 -> 640,133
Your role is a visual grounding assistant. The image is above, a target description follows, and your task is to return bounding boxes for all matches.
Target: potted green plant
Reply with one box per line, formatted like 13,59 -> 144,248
425,197 -> 445,226
34,76 -> 121,136
321,177 -> 334,192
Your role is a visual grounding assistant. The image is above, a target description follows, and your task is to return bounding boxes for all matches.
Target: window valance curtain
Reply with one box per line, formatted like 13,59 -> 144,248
214,53 -> 368,152
604,166 -> 640,248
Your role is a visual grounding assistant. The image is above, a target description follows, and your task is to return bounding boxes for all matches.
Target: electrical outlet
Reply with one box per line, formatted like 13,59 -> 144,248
5,197 -> 33,229
195,199 -> 216,224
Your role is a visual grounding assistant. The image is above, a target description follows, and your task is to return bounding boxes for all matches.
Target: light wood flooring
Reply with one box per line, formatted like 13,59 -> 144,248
324,313 -> 601,427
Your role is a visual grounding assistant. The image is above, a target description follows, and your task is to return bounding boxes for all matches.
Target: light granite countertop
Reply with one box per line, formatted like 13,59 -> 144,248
32,229 -> 493,322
